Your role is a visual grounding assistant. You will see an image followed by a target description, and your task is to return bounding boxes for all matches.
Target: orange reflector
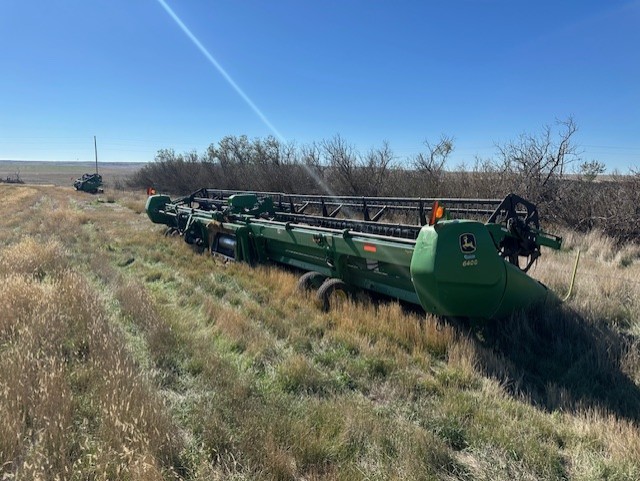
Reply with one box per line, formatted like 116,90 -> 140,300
363,244 -> 377,253
429,201 -> 445,225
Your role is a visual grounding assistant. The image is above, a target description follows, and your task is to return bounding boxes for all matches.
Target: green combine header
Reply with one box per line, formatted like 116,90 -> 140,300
146,188 -> 562,319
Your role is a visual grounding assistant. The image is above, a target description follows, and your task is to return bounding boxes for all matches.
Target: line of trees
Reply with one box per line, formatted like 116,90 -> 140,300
128,118 -> 639,242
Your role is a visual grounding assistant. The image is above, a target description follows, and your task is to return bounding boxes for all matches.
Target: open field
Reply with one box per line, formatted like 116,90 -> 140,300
0,160 -> 144,189
1,183 -> 640,480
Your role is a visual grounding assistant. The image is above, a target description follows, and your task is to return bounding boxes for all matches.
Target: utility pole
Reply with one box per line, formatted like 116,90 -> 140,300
94,136 -> 99,175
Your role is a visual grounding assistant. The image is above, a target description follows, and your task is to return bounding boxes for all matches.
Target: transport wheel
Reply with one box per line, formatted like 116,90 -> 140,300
296,271 -> 326,292
316,278 -> 350,312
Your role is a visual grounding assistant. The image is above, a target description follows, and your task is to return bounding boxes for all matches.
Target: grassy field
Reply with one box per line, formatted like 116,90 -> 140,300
0,160 -> 144,189
1,183 -> 640,480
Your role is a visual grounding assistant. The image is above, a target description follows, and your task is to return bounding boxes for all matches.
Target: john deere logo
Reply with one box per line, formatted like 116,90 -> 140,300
459,233 -> 476,253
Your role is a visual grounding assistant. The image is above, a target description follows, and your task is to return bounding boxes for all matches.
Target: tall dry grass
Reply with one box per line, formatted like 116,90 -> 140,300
0,236 -> 182,480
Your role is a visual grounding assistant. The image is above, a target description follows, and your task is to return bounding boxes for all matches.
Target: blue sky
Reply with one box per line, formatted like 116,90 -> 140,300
0,0 -> 638,171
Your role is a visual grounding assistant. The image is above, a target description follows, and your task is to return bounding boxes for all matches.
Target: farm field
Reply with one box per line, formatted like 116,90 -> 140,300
1,183 -> 640,480
0,160 -> 144,189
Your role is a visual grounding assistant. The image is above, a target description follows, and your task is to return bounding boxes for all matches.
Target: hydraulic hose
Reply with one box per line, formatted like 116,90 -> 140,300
563,249 -> 581,302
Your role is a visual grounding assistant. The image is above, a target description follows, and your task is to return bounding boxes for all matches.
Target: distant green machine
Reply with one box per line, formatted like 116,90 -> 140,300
146,188 -> 562,319
73,173 -> 103,194
74,136 -> 103,194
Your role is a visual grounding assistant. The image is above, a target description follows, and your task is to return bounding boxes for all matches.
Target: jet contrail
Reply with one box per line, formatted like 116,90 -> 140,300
155,0 -> 341,198
155,0 -> 286,142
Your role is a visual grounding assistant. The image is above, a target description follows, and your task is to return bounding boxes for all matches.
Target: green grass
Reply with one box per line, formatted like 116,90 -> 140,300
1,184 -> 640,480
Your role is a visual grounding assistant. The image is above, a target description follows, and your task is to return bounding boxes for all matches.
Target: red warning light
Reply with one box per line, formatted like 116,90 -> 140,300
363,244 -> 377,253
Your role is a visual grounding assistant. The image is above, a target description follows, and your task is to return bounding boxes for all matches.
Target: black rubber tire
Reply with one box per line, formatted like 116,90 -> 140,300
296,271 -> 326,292
316,278 -> 350,312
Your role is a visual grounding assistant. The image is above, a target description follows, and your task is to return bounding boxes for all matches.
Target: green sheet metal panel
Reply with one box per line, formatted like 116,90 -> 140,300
245,220 -> 420,304
410,219 -> 551,318
145,195 -> 174,225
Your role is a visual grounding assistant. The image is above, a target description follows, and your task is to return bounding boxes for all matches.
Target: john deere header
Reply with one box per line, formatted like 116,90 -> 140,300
146,188 -> 562,319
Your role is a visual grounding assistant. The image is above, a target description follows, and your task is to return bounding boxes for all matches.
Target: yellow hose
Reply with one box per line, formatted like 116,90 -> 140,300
563,249 -> 581,302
